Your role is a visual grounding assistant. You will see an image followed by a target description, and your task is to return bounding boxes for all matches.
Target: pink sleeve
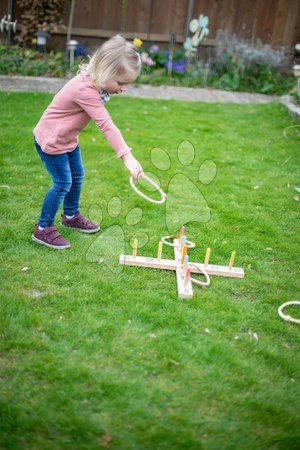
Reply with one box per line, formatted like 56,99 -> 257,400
76,85 -> 131,158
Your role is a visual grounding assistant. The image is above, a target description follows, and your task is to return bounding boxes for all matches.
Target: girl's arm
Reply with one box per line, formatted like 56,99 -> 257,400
122,153 -> 144,180
76,86 -> 144,179
77,92 -> 131,157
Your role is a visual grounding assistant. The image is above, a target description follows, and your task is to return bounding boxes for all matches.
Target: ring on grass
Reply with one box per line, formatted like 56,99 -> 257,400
278,301 -> 300,325
129,175 -> 167,205
189,263 -> 210,287
161,235 -> 195,248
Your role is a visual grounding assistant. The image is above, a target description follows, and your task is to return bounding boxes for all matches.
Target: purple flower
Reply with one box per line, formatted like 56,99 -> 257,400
150,44 -> 160,53
173,60 -> 186,74
74,43 -> 89,57
141,52 -> 155,66
164,58 -> 186,74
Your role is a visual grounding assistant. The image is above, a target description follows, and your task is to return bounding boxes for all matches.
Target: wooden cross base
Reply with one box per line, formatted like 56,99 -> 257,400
119,239 -> 244,299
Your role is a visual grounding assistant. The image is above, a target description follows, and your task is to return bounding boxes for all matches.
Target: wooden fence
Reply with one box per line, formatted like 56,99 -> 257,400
1,0 -> 300,50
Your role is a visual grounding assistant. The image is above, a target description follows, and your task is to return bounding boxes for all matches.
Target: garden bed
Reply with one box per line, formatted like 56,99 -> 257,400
0,41 -> 296,96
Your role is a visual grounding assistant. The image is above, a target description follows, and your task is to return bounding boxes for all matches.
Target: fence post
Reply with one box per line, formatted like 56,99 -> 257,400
66,0 -> 76,54
184,0 -> 194,41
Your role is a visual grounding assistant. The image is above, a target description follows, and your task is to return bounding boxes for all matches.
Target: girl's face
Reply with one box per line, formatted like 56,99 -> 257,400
104,71 -> 138,94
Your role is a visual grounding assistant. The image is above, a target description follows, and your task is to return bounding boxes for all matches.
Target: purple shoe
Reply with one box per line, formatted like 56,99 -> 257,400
61,212 -> 100,234
32,225 -> 70,249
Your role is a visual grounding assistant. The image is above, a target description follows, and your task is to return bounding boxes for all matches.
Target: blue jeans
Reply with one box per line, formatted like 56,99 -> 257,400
34,138 -> 84,228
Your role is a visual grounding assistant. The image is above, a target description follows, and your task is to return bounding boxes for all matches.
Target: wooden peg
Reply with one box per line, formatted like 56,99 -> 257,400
183,255 -> 189,274
181,244 -> 188,264
179,225 -> 185,240
228,250 -> 236,270
132,239 -> 138,258
204,247 -> 211,266
157,240 -> 163,261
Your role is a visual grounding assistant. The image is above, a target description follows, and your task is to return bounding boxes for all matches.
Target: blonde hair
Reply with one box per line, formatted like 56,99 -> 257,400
80,35 -> 141,89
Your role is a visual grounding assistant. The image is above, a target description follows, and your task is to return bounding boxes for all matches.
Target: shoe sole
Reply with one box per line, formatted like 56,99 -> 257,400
32,234 -> 71,249
61,224 -> 100,234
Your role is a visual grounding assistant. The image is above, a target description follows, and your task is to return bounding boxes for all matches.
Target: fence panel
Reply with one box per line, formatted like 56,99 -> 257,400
192,0 -> 300,47
122,0 -> 152,35
0,0 -> 299,49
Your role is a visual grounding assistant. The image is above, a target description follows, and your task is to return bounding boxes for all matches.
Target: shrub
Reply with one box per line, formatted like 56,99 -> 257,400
214,30 -> 290,72
211,31 -> 293,94
0,44 -> 69,77
134,38 -> 186,77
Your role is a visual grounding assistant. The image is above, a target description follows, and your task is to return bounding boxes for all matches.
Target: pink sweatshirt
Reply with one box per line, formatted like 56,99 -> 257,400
33,72 -> 131,157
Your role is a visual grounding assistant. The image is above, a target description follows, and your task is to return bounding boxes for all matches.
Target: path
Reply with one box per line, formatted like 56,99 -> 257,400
0,74 -> 276,103
0,75 -> 298,115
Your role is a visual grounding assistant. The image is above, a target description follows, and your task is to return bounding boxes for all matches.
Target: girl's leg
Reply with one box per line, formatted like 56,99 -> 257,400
35,140 -> 72,228
63,145 -> 84,216
61,145 -> 99,233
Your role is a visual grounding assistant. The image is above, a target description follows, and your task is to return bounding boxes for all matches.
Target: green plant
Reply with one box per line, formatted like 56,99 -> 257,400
134,30 -> 294,95
210,30 -> 294,94
211,53 -> 294,95
214,30 -> 290,72
0,44 -> 75,77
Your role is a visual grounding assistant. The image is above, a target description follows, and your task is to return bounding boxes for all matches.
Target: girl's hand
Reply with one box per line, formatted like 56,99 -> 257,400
122,153 -> 144,180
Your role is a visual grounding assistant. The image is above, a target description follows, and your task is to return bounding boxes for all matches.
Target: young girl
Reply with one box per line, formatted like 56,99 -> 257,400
32,35 -> 144,250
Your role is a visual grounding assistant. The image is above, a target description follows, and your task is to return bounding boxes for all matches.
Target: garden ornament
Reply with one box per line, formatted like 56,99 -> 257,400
184,14 -> 209,57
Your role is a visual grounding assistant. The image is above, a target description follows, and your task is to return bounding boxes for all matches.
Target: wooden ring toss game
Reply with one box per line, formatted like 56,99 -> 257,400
119,226 -> 245,299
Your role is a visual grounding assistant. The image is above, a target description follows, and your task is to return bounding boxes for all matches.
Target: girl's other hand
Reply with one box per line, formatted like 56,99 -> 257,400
122,153 -> 144,180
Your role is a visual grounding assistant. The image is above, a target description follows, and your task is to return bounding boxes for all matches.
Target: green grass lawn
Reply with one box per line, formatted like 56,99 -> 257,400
0,91 -> 300,450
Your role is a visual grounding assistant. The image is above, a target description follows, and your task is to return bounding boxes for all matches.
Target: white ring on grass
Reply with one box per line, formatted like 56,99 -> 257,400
278,301 -> 300,324
189,263 -> 210,287
161,235 -> 195,248
129,175 -> 167,204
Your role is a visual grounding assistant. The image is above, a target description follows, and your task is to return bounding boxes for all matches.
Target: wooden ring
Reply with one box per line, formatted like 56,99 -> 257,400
184,240 -> 196,248
189,263 -> 210,286
278,301 -> 300,324
161,235 -> 196,248
161,235 -> 177,247
129,175 -> 167,204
